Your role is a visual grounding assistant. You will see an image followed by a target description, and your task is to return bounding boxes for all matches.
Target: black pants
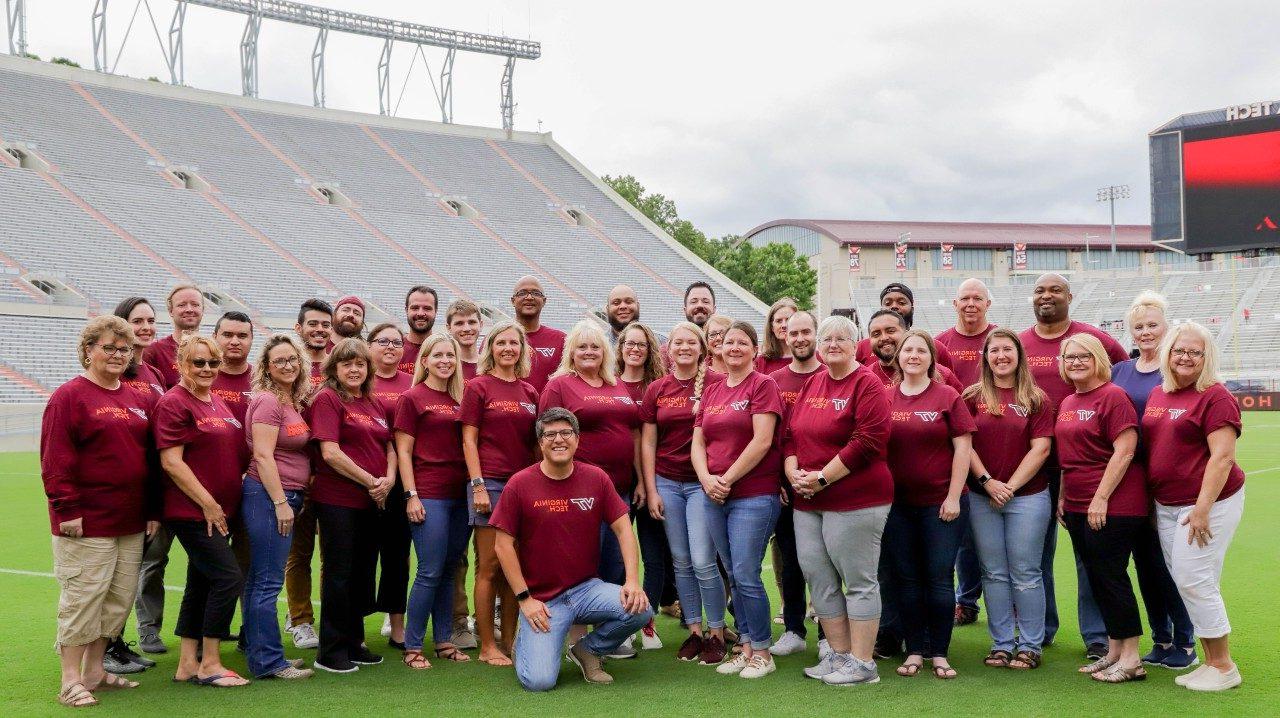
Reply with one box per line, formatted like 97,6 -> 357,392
773,504 -> 809,638
316,502 -> 379,665
1063,512 -> 1144,640
375,486 -> 411,615
1133,518 -> 1195,647
167,519 -> 244,641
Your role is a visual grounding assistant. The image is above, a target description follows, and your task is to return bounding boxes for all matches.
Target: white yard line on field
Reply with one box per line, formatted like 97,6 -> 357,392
0,567 -> 309,604
1247,466 -> 1280,476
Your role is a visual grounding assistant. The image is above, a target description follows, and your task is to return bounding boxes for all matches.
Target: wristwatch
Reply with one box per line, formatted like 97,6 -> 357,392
470,477 -> 486,489
515,589 -> 531,602
405,489 -> 418,498
978,473 -> 992,485
816,472 -> 829,488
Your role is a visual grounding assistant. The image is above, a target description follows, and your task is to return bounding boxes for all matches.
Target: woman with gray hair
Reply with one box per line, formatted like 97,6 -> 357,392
783,315 -> 893,686
1141,322 -> 1245,692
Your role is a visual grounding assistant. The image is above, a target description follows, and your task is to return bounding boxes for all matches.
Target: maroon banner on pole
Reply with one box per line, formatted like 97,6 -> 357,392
1013,243 -> 1028,270
847,245 -> 861,272
941,243 -> 954,271
895,241 -> 908,272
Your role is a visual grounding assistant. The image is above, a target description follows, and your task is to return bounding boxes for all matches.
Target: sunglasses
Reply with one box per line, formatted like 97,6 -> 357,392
191,358 -> 223,369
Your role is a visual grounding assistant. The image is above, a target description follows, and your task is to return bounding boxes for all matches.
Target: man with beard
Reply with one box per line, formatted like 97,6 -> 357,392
855,283 -> 953,370
767,310 -> 823,657
605,285 -> 640,340
1017,273 -> 1128,657
142,284 -> 205,389
512,276 -> 565,393
332,295 -> 366,341
402,286 -> 438,373
295,298 -> 333,388
864,310 -> 965,393
683,282 -> 716,328
934,278 -> 996,628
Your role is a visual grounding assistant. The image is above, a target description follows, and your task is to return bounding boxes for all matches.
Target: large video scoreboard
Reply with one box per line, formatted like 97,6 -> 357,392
1149,101 -> 1280,255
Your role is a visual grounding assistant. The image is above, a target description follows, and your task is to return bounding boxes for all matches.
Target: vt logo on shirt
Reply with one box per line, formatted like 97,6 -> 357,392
1168,409 -> 1187,420
914,411 -> 941,422
1076,410 -> 1096,421
128,407 -> 148,420
831,398 -> 849,411
612,396 -> 635,405
570,497 -> 596,511
535,347 -> 556,358
1009,404 -> 1029,418
730,400 -> 750,411
374,417 -> 388,429
226,417 -> 243,430
520,402 -> 537,414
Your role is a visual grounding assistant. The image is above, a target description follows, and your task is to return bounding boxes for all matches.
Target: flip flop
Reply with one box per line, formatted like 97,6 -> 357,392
194,671 -> 249,687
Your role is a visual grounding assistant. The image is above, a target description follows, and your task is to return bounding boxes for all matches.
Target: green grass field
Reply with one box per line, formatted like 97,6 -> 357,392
3,414 -> 1278,716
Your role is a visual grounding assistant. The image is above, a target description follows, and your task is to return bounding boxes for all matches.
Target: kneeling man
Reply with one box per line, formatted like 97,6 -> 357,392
491,407 -> 652,691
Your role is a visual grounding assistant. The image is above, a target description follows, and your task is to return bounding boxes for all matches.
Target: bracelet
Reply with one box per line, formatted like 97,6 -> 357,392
272,497 -> 287,506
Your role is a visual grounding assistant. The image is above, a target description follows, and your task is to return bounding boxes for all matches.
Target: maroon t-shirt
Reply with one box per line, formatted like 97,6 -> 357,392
245,392 -> 312,492
540,374 -> 640,493
1055,382 -> 1148,516
459,374 -> 540,481
858,337 -> 954,370
695,371 -> 785,499
1019,321 -> 1129,413
211,367 -> 253,424
640,372 -> 723,483
524,325 -> 567,394
967,387 -> 1054,497
394,384 -> 467,500
886,381 -> 976,507
783,367 -> 894,512
1142,383 -> 1245,507
488,462 -> 629,601
308,387 -> 392,510
41,376 -> 154,536
622,379 -> 646,404
154,385 -> 245,521
769,365 -> 823,416
935,325 -> 996,388
309,360 -> 325,389
754,355 -> 791,376
372,371 -> 413,420
400,338 -> 422,375
142,334 -> 181,389
123,362 -> 166,400
865,361 -> 966,394
462,360 -> 478,382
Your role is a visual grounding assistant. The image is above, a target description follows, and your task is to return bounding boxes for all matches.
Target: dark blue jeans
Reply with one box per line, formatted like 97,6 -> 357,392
406,498 -> 472,651
954,493 -> 982,610
240,478 -> 304,678
884,500 -> 967,658
634,507 -> 672,612
1133,517 -> 1194,648
773,503 -> 808,637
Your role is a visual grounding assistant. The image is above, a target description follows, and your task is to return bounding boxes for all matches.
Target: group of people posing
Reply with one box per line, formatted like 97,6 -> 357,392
42,271 -> 1245,706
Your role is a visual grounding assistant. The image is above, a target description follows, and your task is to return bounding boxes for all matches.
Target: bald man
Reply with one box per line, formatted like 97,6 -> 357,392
935,278 -> 996,388
605,285 -> 640,339
512,275 -> 566,393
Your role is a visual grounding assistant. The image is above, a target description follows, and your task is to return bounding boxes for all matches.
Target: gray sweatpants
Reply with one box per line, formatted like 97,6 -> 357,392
794,504 -> 890,621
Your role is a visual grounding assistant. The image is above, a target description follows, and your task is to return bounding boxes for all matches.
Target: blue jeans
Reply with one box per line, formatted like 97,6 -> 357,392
955,493 -> 982,610
969,490 -> 1051,653
240,478 -> 304,678
406,498 -> 472,651
884,501 -> 966,658
597,489 -> 631,586
656,477 -> 726,628
700,492 -> 780,650
514,578 -> 653,691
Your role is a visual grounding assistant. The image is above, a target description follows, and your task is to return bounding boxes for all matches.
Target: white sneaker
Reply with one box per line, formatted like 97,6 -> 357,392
771,631 -> 806,656
817,638 -> 832,661
1186,664 -> 1242,692
803,651 -> 840,679
1175,663 -> 1211,686
740,654 -> 776,679
289,623 -> 318,650
822,655 -> 880,686
716,652 -> 749,675
638,621 -> 664,650
380,615 -> 392,637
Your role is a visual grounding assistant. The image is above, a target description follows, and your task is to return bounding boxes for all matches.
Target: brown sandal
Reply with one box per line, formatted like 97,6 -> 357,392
984,650 -> 1012,667
93,673 -> 140,691
1091,664 -> 1147,684
896,660 -> 923,677
1079,656 -> 1115,674
58,682 -> 98,708
1008,651 -> 1041,670
933,664 -> 958,680
435,644 -> 471,663
402,650 -> 431,670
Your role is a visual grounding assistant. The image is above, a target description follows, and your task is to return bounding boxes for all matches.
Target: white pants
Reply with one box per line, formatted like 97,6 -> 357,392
1156,489 -> 1244,640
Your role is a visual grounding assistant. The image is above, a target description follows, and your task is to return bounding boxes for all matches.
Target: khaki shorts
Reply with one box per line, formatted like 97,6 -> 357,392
53,533 -> 144,648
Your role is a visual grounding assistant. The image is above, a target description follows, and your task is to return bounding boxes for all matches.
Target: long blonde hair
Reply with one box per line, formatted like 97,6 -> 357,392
761,297 -> 798,360
963,327 -> 1044,416
412,333 -> 466,403
253,334 -> 311,410
477,321 -> 531,378
614,321 -> 665,392
667,321 -> 709,415
553,319 -> 617,384
1159,321 -> 1221,393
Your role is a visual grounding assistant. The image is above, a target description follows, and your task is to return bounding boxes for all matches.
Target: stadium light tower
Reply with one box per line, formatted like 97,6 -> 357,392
1096,184 -> 1130,254
5,0 -> 27,57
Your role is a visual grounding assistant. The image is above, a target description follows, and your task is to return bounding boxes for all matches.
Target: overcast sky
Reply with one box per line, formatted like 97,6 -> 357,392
15,1 -> 1278,237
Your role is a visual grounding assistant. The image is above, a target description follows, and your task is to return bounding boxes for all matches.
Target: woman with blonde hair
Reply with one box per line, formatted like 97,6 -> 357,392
396,334 -> 473,669
962,328 -> 1053,670
1141,322 -> 1245,692
757,297 -> 798,375
1054,333 -> 1148,684
460,321 -> 539,666
241,334 -> 314,680
43,316 -> 152,706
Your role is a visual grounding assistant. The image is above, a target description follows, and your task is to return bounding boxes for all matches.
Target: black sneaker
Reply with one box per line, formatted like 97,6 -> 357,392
109,637 -> 155,668
873,634 -> 903,660
953,604 -> 980,626
1085,643 -> 1108,661
313,659 -> 359,674
102,649 -> 146,675
351,646 -> 384,665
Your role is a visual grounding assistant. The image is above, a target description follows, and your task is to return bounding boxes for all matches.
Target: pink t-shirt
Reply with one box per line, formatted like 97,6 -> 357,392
783,367 -> 894,512
1142,383 -> 1245,507
393,384 -> 467,500
695,371 -> 785,499
967,387 -> 1054,497
154,385 -> 244,521
640,371 -> 723,482
540,374 -> 640,493
489,462 -> 629,601
524,325 -> 567,394
372,371 -> 413,420
245,391 -> 312,492
308,387 -> 392,510
935,325 -> 996,388
459,374 -> 540,481
1055,382 -> 1148,516
142,334 -> 181,389
886,381 -> 976,507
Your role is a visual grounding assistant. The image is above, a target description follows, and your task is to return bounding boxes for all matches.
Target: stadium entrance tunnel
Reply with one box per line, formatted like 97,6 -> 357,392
2,142 -> 51,172
564,207 -> 599,228
443,197 -> 480,218
313,183 -> 353,207
165,166 -> 213,192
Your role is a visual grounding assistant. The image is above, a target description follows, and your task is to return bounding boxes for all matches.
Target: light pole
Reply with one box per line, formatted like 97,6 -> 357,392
1096,185 -> 1130,255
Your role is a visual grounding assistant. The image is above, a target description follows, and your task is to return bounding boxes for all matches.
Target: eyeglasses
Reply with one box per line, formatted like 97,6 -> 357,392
513,289 -> 546,299
820,336 -> 853,345
270,356 -> 302,368
372,338 -> 404,348
539,429 -> 577,441
1171,348 -> 1205,359
707,330 -> 727,340
1062,353 -> 1093,365
622,341 -> 649,350
96,344 -> 133,356
191,358 -> 222,369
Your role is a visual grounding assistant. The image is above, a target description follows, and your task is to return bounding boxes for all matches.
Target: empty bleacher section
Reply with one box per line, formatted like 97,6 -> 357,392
0,54 -> 765,401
